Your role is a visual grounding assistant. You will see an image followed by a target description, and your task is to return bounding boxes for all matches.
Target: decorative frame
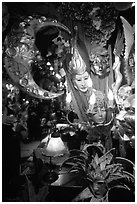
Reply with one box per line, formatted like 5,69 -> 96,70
3,15 -> 71,99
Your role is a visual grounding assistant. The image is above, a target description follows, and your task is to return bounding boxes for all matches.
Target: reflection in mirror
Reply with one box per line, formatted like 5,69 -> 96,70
35,26 -> 59,60
33,25 -> 71,92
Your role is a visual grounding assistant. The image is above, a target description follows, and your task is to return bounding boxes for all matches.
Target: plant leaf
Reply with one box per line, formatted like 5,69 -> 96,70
98,148 -> 115,166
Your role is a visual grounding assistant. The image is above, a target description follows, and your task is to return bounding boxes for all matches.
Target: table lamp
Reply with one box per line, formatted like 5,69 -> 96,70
43,131 -> 68,183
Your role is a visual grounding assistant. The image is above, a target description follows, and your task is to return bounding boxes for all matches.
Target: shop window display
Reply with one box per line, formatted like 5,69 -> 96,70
2,2 -> 135,202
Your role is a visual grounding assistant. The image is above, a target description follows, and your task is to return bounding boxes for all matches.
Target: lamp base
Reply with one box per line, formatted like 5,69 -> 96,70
43,171 -> 59,184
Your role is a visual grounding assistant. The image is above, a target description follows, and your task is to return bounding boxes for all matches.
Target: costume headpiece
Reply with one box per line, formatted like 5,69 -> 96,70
69,27 -> 90,75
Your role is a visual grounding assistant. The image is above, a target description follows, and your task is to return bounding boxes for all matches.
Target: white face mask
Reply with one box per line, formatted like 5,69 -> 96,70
73,71 -> 93,92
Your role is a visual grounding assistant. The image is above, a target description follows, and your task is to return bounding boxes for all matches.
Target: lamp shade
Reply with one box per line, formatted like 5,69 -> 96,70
44,133 -> 68,157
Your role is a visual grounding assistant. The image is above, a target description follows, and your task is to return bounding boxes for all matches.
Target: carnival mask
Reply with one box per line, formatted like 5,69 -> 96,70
92,177 -> 108,198
87,90 -> 107,124
89,44 -> 110,78
73,71 -> 93,92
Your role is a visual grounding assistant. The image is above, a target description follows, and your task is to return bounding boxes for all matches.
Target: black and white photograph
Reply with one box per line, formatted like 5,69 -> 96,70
2,1 -> 135,202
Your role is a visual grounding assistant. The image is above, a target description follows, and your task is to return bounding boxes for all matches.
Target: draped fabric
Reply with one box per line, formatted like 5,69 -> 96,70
78,89 -> 92,112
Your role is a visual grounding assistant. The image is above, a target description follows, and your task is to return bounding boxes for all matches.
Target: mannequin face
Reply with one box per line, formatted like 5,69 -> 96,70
73,71 -> 92,92
91,106 -> 106,124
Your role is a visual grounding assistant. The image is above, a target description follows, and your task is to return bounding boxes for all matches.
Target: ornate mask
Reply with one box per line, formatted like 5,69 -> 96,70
87,90 -> 107,124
